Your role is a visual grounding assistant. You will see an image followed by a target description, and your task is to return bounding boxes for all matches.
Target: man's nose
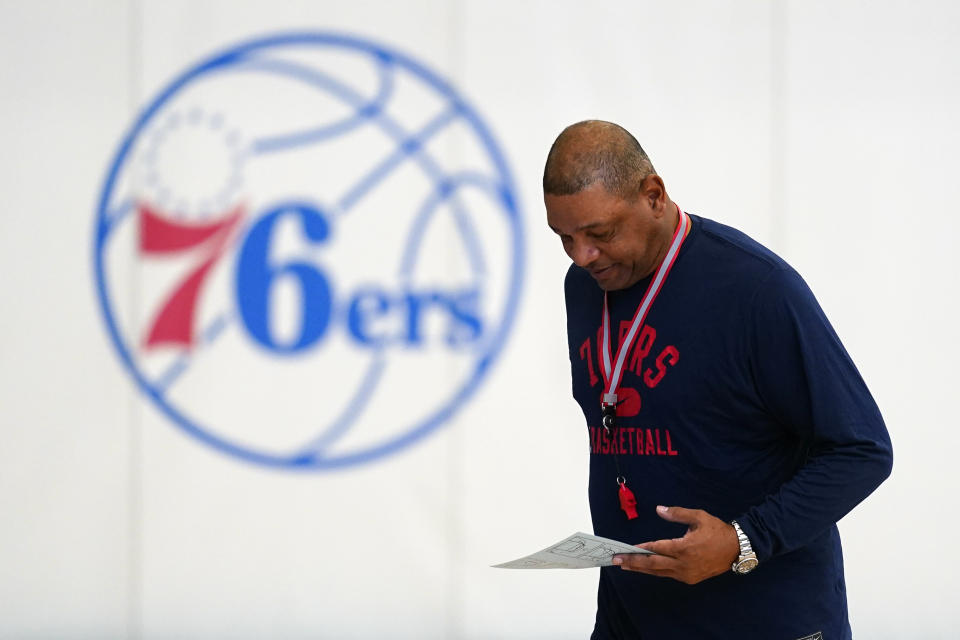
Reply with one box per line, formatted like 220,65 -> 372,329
570,240 -> 599,267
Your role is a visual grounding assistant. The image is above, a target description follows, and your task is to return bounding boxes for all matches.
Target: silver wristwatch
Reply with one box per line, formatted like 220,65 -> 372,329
730,520 -> 758,574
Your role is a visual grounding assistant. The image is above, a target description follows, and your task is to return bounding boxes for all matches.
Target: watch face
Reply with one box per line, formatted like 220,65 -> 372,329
736,558 -> 759,573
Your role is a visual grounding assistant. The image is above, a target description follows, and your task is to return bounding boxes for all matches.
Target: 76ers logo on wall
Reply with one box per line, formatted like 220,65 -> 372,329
93,33 -> 524,469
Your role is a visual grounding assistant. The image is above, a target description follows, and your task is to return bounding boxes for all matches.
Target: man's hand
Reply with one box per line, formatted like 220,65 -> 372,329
612,505 -> 740,585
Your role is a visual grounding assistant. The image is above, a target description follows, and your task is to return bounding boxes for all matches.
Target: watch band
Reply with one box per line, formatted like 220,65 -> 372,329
730,520 -> 758,574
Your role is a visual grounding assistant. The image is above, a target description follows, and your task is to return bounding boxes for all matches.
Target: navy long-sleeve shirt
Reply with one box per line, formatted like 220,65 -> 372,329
564,214 -> 892,639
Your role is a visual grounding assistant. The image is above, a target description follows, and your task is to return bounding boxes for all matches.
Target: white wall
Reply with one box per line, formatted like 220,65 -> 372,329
0,0 -> 957,637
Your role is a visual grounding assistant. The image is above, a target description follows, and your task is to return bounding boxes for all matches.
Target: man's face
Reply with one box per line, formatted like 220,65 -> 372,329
545,181 -> 665,291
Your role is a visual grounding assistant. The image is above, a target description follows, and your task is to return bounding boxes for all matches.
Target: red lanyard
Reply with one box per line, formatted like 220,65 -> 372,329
600,208 -> 689,407
598,207 -> 690,519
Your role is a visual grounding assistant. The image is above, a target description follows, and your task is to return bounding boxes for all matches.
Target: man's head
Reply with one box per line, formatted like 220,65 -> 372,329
543,120 -> 677,291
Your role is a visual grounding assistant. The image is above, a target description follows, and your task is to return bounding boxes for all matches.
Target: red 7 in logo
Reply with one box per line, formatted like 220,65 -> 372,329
139,203 -> 244,349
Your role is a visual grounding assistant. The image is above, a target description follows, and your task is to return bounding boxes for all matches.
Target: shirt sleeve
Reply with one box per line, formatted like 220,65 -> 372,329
735,267 -> 893,562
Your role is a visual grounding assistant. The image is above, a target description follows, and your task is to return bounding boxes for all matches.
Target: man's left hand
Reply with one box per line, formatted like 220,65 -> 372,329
612,505 -> 740,585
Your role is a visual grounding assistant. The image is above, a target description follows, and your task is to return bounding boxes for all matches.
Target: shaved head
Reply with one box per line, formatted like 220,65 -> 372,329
542,120 -> 656,200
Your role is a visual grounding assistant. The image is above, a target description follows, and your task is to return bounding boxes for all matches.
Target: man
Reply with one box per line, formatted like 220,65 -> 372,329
544,120 -> 892,639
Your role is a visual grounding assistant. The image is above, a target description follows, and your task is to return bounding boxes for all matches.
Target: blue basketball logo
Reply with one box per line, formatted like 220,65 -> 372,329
93,33 -> 524,469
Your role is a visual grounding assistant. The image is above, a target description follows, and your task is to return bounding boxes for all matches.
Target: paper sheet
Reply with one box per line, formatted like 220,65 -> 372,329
492,532 -> 654,569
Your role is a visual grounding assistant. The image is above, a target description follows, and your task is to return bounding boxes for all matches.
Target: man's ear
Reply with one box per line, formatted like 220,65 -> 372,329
640,175 -> 667,215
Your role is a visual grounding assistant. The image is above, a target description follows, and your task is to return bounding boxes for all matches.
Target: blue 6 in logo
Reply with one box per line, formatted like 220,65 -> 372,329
93,32 -> 524,469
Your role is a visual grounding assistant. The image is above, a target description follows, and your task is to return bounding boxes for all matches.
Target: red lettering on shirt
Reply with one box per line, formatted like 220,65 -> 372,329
596,326 -> 604,379
644,345 -> 679,388
645,429 -> 655,455
589,426 -> 680,457
579,337 -> 599,386
578,324 -> 683,395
